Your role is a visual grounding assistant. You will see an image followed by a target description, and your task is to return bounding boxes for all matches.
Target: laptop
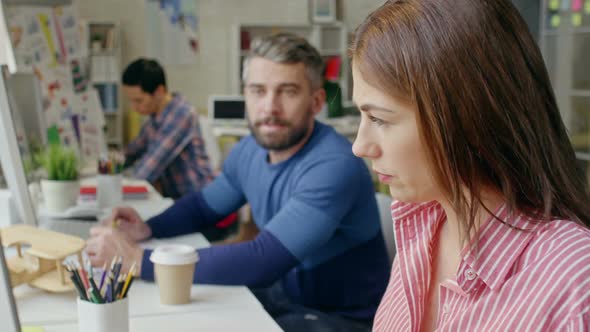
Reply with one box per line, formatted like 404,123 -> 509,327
207,95 -> 247,127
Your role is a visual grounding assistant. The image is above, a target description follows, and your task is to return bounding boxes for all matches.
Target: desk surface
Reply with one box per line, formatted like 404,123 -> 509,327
12,179 -> 282,331
37,178 -> 174,240
37,306 -> 282,332
15,233 -> 282,331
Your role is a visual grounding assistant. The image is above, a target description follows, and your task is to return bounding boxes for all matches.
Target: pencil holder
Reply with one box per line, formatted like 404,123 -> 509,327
97,174 -> 123,209
77,297 -> 129,332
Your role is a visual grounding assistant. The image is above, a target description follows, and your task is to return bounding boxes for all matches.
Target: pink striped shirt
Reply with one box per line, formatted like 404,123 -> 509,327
373,200 -> 590,331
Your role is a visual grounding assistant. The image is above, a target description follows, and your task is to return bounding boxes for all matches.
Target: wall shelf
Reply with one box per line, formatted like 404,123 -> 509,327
87,21 -> 123,149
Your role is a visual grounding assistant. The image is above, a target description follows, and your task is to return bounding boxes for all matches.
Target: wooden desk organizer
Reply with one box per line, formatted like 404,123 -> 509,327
0,224 -> 85,292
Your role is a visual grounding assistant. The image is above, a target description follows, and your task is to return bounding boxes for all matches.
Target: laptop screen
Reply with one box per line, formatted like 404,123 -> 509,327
0,66 -> 39,227
208,95 -> 246,121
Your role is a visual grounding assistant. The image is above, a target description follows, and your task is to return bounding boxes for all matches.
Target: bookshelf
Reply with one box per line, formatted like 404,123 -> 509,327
231,22 -> 351,109
87,21 -> 123,149
539,0 -> 590,183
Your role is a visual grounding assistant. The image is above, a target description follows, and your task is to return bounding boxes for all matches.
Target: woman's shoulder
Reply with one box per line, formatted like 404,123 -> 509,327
534,218 -> 590,248
521,218 -> 590,284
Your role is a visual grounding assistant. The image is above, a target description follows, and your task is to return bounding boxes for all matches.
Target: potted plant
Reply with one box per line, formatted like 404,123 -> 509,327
37,145 -> 80,213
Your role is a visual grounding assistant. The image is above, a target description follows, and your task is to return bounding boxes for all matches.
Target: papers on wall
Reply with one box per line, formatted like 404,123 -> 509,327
5,5 -> 86,71
77,90 -> 106,164
7,8 -> 54,69
4,3 -> 104,172
33,64 -> 106,161
70,58 -> 88,93
54,6 -> 86,60
43,90 -> 80,155
145,0 -> 199,65
33,62 -> 74,100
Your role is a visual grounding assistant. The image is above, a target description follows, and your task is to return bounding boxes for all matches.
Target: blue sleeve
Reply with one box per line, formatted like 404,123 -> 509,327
265,156 -> 366,260
147,171 -> 246,238
200,137 -> 248,214
201,173 -> 246,217
146,191 -> 223,238
140,230 -> 298,287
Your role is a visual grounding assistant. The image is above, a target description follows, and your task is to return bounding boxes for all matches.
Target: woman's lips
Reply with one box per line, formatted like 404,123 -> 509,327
376,171 -> 394,183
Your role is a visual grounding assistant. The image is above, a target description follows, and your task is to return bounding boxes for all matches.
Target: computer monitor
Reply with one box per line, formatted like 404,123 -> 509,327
0,66 -> 38,226
207,95 -> 246,124
0,237 -> 21,332
8,73 -> 47,147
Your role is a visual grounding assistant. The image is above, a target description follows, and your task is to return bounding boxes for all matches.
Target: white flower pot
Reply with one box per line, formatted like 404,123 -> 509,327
41,179 -> 80,213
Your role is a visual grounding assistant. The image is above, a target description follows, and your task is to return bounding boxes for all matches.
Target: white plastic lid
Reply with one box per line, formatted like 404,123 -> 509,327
150,244 -> 199,265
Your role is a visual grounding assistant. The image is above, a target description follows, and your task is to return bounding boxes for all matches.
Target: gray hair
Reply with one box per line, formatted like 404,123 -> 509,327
242,33 -> 324,90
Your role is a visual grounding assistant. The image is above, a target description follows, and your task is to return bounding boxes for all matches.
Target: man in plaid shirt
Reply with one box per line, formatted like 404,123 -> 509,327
122,58 -> 213,199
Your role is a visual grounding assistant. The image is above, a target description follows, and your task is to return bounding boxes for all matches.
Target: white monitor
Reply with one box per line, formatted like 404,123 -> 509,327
207,95 -> 246,125
8,73 -> 47,147
0,66 -> 38,226
0,237 -> 21,332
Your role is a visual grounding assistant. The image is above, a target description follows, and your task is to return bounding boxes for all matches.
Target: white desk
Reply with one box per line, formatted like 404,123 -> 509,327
37,178 -> 173,240
213,125 -> 251,137
14,234 -> 282,331
37,307 -> 282,332
10,178 -> 282,331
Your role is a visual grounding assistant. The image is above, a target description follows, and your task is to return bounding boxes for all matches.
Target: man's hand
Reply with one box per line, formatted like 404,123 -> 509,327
86,226 -> 144,275
101,206 -> 152,242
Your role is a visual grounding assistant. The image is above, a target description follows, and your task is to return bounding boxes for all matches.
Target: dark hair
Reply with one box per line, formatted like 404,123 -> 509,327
121,58 -> 167,94
350,0 -> 590,237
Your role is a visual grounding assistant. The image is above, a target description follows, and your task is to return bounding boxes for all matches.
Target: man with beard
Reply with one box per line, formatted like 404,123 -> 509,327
86,33 -> 390,332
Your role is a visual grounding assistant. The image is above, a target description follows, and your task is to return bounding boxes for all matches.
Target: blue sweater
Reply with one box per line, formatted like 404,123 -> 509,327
141,121 -> 390,319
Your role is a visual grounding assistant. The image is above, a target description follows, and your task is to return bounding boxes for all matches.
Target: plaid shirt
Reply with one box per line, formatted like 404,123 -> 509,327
125,94 -> 213,199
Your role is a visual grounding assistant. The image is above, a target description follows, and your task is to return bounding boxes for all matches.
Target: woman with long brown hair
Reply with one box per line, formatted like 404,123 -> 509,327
351,0 -> 590,330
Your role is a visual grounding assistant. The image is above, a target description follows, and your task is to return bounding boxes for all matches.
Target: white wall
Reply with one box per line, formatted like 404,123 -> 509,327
77,0 -> 384,112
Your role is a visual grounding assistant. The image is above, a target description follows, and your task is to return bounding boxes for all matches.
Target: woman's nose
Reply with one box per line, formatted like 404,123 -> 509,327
352,127 -> 380,159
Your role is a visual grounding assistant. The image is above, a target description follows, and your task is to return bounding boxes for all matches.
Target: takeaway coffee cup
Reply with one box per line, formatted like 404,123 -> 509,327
150,244 -> 199,305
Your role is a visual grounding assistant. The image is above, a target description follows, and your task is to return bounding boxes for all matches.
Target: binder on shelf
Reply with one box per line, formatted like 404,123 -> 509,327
324,56 -> 341,81
94,83 -> 118,113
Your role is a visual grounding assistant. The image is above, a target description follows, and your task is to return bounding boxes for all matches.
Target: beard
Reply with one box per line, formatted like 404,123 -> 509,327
248,110 -> 313,151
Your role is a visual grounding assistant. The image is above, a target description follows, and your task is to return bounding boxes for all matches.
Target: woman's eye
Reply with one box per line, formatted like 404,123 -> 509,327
368,115 -> 386,126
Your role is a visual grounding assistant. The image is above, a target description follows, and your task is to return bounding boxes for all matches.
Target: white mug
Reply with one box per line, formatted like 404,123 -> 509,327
97,174 -> 123,209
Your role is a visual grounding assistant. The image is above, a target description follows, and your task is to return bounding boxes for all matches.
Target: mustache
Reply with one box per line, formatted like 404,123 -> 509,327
254,116 -> 290,127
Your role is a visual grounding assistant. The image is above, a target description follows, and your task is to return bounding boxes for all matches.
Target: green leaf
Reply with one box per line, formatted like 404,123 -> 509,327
37,145 -> 79,181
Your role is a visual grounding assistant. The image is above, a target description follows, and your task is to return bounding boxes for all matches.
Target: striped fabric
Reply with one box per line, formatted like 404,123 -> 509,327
125,94 -> 213,199
373,200 -> 590,331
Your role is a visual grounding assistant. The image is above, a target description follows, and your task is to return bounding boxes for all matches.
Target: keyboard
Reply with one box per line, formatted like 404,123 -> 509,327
38,216 -> 98,240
